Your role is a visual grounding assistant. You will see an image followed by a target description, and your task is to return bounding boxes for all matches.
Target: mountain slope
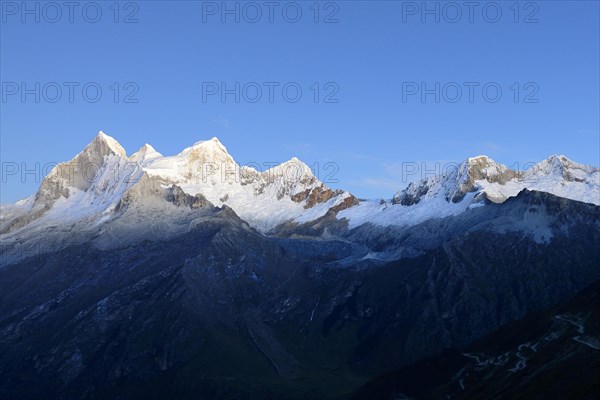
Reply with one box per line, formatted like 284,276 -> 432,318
1,131 -> 599,399
353,280 -> 600,400
1,190 -> 599,400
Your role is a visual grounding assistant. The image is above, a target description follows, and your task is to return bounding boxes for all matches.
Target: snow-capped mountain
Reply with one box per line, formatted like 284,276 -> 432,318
138,136 -> 355,231
0,131 -> 355,234
392,156 -> 519,206
1,132 -> 144,233
2,131 -> 599,236
2,132 -> 600,400
337,155 -> 600,229
129,143 -> 163,166
392,154 -> 599,206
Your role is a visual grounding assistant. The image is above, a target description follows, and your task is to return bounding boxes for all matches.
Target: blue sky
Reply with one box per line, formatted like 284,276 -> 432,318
1,0 -> 599,203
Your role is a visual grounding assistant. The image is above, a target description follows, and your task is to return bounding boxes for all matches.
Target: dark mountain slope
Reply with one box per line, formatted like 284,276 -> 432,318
353,280 -> 600,400
0,191 -> 599,399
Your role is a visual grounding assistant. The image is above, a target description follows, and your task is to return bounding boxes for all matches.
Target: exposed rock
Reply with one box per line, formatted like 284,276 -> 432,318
166,185 -> 210,209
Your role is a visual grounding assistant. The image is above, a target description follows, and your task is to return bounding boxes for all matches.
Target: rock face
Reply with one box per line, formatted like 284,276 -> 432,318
114,173 -> 212,213
37,131 -> 128,203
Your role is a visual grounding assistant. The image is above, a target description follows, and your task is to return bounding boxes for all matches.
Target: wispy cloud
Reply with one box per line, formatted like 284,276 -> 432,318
284,142 -> 315,155
339,152 -> 383,162
482,142 -> 502,152
212,117 -> 230,129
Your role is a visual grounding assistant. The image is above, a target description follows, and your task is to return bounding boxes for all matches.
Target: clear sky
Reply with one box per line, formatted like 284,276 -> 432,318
1,0 -> 599,203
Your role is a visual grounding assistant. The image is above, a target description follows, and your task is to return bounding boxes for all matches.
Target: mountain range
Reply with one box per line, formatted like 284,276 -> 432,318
2,131 -> 598,237
1,131 -> 599,400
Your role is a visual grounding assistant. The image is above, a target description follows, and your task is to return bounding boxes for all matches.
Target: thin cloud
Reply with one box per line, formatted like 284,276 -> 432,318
212,117 -> 230,129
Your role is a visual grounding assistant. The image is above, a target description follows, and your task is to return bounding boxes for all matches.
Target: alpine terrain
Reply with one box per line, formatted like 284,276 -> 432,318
1,131 -> 599,400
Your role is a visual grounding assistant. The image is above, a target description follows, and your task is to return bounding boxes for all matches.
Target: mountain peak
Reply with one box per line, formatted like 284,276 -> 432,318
184,137 -> 230,156
393,155 -> 516,206
90,131 -> 127,158
177,137 -> 234,166
543,154 -> 568,166
533,154 -> 569,174
136,143 -> 159,154
460,155 -> 511,179
549,154 -> 569,161
266,157 -> 315,179
466,155 -> 495,165
141,143 -> 156,151
543,154 -> 581,170
529,154 -> 599,180
190,136 -> 223,147
130,143 -> 163,165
